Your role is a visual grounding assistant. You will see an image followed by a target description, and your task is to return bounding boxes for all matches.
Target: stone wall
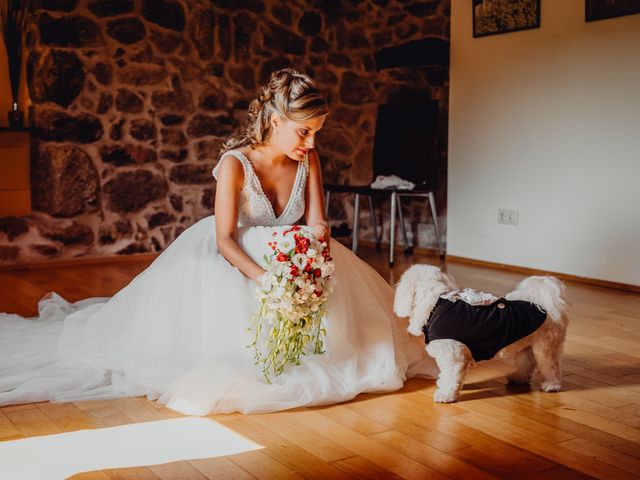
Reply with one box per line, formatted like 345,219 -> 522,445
0,0 -> 449,265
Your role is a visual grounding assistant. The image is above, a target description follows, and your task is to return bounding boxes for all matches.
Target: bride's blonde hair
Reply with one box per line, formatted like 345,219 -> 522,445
221,68 -> 328,153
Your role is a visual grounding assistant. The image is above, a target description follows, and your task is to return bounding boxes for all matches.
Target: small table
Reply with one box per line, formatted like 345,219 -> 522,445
324,184 -> 444,266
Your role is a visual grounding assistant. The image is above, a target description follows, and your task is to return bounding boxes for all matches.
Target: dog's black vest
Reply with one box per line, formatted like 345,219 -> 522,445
423,297 -> 547,361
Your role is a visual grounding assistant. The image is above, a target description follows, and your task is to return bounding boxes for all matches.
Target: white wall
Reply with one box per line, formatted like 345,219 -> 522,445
448,0 -> 640,286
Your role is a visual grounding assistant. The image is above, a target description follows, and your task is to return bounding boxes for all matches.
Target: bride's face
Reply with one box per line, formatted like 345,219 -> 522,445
271,115 -> 326,161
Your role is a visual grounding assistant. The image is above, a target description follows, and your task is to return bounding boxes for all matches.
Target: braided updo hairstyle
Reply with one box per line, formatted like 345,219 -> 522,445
221,68 -> 328,154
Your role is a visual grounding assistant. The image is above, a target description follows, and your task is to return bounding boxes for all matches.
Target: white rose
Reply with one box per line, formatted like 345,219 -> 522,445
277,237 -> 295,253
291,253 -> 308,269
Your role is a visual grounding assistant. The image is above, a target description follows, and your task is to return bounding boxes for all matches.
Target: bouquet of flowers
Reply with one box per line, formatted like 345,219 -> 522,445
250,225 -> 335,382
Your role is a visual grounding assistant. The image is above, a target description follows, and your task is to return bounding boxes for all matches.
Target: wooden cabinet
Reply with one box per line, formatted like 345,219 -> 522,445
0,129 -> 31,217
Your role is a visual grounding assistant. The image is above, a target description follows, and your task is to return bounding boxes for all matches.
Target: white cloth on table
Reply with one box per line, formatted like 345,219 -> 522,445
370,174 -> 415,190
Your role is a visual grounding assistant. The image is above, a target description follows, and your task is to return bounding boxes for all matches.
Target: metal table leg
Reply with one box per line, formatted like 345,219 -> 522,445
352,193 -> 360,254
428,191 -> 444,258
390,191 -> 397,266
396,196 -> 410,252
324,189 -> 331,217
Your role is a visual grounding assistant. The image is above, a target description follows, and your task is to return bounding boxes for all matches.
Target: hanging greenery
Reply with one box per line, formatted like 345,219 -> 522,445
0,0 -> 30,107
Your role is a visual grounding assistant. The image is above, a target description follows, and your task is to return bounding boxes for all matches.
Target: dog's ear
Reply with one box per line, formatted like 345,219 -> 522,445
394,268 -> 415,318
395,265 -> 453,336
409,286 -> 446,336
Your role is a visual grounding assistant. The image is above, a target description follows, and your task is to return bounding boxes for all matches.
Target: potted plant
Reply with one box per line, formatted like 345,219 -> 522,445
0,0 -> 29,128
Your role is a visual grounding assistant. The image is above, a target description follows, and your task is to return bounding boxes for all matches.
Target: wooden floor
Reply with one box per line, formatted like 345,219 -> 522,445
1,245 -> 639,479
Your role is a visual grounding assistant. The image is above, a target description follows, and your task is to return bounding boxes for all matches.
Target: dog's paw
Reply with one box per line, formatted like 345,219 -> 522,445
433,389 -> 458,403
507,372 -> 532,385
540,381 -> 562,392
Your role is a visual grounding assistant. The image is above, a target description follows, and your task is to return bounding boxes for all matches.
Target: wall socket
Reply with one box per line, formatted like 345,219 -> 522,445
498,208 -> 519,226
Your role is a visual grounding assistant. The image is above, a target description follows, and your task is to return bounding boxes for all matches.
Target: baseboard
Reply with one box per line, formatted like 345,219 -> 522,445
445,255 -> 640,294
0,252 -> 160,272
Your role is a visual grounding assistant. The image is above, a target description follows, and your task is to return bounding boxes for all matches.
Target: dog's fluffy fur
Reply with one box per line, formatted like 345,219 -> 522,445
394,265 -> 568,403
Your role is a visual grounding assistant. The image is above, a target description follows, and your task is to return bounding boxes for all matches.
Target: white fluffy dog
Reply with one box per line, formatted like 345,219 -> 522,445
394,265 -> 568,403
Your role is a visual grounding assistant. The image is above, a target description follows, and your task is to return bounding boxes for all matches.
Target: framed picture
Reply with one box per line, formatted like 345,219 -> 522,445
586,0 -> 640,22
473,0 -> 541,38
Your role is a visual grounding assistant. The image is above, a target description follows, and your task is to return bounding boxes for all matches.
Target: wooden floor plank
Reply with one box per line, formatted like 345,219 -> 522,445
82,404 -> 137,428
451,412 -> 639,480
37,402 -> 97,432
188,456 -> 257,480
329,455 -> 403,480
434,415 -> 557,472
109,398 -> 166,423
370,430 -> 500,480
342,394 -> 471,453
227,450 -> 304,480
104,467 -> 162,479
449,446 -> 551,480
148,461 -> 210,480
456,398 -> 576,443
562,375 -> 637,408
316,401 -> 392,436
278,408 -> 453,480
536,465 -> 598,480
548,406 -> 640,444
68,472 -> 112,480
226,416 -> 352,480
0,409 -> 21,440
5,405 -> 61,437
559,437 -> 640,476
249,410 -> 355,463
485,393 -> 640,460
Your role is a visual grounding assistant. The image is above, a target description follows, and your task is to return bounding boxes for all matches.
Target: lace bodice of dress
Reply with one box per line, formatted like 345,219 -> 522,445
212,149 -> 308,227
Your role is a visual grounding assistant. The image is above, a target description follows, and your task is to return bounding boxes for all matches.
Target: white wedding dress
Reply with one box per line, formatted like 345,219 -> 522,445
0,150 -> 437,415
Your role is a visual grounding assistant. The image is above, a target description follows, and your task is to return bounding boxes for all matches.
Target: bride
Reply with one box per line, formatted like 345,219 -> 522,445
0,68 -> 436,415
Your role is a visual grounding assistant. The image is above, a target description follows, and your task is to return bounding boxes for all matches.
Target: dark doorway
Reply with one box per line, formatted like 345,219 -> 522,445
372,101 -> 439,190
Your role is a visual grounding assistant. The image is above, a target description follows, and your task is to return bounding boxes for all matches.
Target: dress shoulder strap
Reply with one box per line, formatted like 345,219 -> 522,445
211,149 -> 251,181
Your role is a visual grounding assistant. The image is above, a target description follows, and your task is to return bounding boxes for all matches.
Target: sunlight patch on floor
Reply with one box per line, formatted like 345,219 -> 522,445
0,417 -> 263,479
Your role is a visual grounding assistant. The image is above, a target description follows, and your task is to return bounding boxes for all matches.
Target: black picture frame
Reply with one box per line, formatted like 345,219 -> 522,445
586,0 -> 640,22
473,0 -> 541,38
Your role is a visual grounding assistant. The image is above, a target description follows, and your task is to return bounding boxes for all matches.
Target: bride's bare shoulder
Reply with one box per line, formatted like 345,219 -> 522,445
216,152 -> 245,186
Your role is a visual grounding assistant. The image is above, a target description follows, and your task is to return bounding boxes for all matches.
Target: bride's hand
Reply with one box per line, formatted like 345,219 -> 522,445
311,223 -> 330,251
254,269 -> 267,286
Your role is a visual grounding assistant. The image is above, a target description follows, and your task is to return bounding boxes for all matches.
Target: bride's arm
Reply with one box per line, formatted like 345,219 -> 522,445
304,149 -> 330,248
215,155 -> 266,283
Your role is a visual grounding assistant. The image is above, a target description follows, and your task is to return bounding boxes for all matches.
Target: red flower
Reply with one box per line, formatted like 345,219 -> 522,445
290,266 -> 299,277
276,252 -> 289,262
283,225 -> 301,235
294,235 -> 310,254
313,268 -> 322,278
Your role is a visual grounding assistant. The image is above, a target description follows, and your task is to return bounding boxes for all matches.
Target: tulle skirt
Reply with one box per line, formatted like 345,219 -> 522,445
0,216 -> 437,415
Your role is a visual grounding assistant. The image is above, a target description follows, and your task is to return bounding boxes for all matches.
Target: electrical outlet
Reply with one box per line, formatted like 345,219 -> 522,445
498,208 -> 519,226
